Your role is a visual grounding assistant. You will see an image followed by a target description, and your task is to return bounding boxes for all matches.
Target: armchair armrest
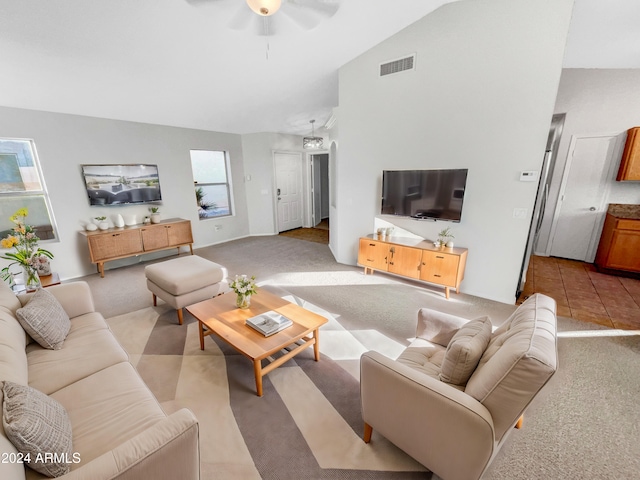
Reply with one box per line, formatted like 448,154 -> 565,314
361,351 -> 494,480
415,308 -> 469,346
59,408 -> 199,480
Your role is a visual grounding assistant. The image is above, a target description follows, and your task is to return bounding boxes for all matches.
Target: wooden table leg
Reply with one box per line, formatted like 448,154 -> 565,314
313,329 -> 320,361
254,359 -> 263,397
445,286 -> 450,299
199,321 -> 205,350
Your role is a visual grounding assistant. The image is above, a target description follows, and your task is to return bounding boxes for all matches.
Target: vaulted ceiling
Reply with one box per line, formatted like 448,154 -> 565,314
1,0 -> 638,136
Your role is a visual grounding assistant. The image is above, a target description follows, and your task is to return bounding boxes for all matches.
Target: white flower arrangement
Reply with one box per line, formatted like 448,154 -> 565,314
230,274 -> 258,297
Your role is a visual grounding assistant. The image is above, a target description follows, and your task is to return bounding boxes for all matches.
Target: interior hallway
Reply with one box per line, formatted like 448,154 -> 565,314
518,255 -> 640,330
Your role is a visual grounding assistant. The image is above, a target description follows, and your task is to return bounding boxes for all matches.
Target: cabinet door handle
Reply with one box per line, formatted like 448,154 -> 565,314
434,274 -> 442,277
369,243 -> 376,246
436,256 -> 444,259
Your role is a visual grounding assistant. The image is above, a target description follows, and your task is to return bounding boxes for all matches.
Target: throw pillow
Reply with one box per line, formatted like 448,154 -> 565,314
2,381 -> 73,477
16,288 -> 70,350
439,316 -> 492,386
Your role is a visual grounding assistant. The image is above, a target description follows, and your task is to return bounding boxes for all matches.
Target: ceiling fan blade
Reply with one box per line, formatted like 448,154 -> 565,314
227,4 -> 255,31
281,0 -> 339,30
286,0 -> 340,18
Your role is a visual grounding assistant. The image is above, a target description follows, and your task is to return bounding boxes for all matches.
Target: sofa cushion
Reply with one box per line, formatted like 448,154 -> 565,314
16,289 -> 70,350
50,362 -> 166,469
2,381 -> 73,478
439,316 -> 492,386
27,324 -> 128,395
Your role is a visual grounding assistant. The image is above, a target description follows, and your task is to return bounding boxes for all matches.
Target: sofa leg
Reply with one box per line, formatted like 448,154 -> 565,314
177,308 -> 183,325
152,293 -> 157,306
363,423 -> 373,443
515,415 -> 523,429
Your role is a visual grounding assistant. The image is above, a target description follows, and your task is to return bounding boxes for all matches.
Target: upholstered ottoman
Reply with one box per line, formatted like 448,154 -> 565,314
145,255 -> 229,324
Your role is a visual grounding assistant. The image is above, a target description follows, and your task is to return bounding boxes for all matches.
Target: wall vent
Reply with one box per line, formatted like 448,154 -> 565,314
379,54 -> 416,77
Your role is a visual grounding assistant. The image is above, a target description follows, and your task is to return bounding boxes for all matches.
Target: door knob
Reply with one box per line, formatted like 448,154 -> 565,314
589,207 -> 596,211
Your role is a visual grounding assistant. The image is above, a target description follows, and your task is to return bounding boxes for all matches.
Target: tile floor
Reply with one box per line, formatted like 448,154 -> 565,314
517,255 -> 640,330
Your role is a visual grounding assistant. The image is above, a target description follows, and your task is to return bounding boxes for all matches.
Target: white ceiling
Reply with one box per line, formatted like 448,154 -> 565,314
1,0 -> 639,136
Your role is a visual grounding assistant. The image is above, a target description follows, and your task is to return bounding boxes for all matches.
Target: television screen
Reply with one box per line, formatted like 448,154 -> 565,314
81,164 -> 162,206
381,169 -> 468,222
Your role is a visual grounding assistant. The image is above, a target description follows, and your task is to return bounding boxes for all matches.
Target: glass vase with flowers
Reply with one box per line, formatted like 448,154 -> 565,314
0,208 -> 54,290
229,274 -> 258,309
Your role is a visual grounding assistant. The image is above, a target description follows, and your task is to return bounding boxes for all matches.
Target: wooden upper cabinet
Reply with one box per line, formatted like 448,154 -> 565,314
617,127 -> 640,181
388,245 -> 422,279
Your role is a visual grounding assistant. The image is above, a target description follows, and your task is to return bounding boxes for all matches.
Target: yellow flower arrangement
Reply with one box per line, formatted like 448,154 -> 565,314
0,208 -> 54,286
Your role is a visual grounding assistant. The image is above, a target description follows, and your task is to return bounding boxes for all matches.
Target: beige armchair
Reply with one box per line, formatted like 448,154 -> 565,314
360,294 -> 557,480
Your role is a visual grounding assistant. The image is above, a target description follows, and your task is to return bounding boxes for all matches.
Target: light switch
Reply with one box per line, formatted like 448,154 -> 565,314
513,208 -> 528,219
520,171 -> 538,182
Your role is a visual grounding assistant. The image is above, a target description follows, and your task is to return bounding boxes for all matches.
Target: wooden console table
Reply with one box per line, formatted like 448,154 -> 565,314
357,234 -> 467,299
80,218 -> 193,277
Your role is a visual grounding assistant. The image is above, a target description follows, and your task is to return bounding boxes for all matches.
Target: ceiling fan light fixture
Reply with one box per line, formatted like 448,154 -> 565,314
246,0 -> 282,17
303,120 -> 323,149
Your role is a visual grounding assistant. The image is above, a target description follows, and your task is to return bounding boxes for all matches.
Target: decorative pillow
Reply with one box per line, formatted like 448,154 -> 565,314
16,288 -> 70,350
439,316 -> 492,386
2,381 -> 73,477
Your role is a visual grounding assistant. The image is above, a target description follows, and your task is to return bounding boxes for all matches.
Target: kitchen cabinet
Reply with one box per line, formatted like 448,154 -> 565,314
357,235 -> 467,299
81,218 -> 193,277
617,127 -> 640,181
595,212 -> 640,273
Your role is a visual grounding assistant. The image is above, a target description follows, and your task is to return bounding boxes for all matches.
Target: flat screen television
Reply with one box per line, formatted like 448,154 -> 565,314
81,164 -> 162,206
381,169 -> 468,222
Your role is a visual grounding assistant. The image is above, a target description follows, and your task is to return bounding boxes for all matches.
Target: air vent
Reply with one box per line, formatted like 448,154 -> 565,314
379,54 -> 416,77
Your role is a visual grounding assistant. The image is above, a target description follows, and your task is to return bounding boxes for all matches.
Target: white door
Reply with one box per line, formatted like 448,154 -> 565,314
312,157 -> 322,227
275,152 -> 303,232
549,134 -> 620,261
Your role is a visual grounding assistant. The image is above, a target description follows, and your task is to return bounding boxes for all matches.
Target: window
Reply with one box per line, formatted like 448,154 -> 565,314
0,139 -> 58,241
190,150 -> 233,219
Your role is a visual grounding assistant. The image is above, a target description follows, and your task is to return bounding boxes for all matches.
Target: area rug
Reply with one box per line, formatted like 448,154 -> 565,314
106,289 -> 432,480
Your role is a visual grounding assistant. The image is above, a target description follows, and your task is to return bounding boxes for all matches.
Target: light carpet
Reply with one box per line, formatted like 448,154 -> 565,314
107,287 -> 430,479
84,235 -> 640,479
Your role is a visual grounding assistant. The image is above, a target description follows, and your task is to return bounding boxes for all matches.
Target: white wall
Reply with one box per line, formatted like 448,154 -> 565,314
242,132 -> 325,235
335,0 -> 574,304
0,106 -> 249,279
537,69 -> 640,254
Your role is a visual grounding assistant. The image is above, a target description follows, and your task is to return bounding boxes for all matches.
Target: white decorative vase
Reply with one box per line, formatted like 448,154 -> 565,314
114,214 -> 125,228
85,223 -> 97,231
98,222 -> 109,230
124,214 -> 137,226
446,241 -> 454,248
150,214 -> 160,224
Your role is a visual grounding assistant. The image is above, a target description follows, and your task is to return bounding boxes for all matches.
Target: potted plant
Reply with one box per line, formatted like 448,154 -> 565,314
0,208 -> 54,289
94,216 -> 109,230
437,227 -> 455,248
149,207 -> 161,224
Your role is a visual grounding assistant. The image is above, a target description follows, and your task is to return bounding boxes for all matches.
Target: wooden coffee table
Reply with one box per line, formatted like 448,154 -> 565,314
186,290 -> 328,396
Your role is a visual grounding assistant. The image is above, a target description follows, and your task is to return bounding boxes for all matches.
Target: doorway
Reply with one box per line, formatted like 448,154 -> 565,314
547,133 -> 623,262
310,153 -> 329,228
274,152 -> 303,233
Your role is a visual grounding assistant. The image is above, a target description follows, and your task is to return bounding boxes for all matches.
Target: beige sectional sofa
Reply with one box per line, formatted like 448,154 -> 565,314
0,281 -> 200,479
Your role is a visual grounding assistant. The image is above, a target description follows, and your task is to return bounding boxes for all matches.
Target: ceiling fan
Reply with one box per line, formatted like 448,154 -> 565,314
186,0 -> 340,36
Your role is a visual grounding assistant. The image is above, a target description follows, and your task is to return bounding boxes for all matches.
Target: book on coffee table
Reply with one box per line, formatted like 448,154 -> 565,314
246,311 -> 293,337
